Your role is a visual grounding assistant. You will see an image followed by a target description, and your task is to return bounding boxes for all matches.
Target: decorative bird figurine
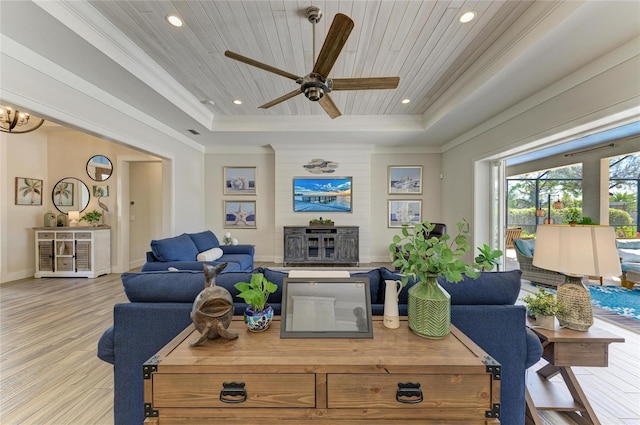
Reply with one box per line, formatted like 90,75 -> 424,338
189,263 -> 238,346
97,196 -> 109,213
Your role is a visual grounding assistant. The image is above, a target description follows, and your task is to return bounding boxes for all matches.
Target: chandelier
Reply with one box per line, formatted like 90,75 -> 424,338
0,106 -> 45,134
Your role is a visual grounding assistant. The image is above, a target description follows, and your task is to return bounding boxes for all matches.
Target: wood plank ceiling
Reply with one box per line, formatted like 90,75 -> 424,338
87,1 -> 536,118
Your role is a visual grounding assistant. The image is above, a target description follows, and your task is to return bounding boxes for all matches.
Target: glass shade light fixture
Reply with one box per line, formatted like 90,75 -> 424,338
68,211 -> 80,227
0,106 -> 44,134
553,197 -> 564,209
533,224 -> 621,331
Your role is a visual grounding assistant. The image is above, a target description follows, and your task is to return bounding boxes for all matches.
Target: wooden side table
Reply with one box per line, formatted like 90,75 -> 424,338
524,319 -> 624,425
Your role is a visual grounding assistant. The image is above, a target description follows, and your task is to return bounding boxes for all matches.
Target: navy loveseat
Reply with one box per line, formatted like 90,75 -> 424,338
140,230 -> 254,271
97,268 -> 541,425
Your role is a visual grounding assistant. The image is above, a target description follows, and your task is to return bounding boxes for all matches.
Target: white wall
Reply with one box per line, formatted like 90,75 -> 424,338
1,131 -> 48,282
129,161 -> 163,268
370,149 -> 442,262
272,145 -> 372,263
204,150 -> 275,263
0,129 -> 163,282
442,46 -> 640,254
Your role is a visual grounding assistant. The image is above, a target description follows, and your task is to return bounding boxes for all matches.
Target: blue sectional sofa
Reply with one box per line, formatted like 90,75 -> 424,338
97,267 -> 542,425
140,230 -> 254,271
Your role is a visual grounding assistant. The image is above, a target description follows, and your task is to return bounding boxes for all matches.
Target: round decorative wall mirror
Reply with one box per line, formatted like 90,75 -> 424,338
86,155 -> 113,181
52,177 -> 90,214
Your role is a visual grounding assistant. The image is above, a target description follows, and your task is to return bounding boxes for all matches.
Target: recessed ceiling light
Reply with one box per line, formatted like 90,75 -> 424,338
401,99 -> 411,104
165,14 -> 183,27
459,11 -> 476,23
233,100 -> 242,105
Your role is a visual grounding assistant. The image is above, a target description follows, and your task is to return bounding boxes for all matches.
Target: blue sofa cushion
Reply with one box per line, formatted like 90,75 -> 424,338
438,270 -> 522,305
351,269 -> 382,304
616,238 -> 640,250
97,326 -> 115,364
151,233 -> 199,262
379,268 -> 521,306
218,254 -> 254,271
188,230 -> 220,252
214,270 -> 259,298
141,261 -> 242,272
514,238 -> 535,257
122,270 -> 207,302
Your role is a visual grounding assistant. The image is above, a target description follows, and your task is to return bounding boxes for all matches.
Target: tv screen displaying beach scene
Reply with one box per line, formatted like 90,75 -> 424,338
293,177 -> 352,212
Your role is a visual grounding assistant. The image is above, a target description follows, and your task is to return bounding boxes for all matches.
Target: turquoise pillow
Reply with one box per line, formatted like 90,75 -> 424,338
151,233 -> 199,262
514,238 -> 535,257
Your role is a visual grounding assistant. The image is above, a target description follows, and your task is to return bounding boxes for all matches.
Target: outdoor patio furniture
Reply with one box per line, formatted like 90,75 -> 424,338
514,238 -> 566,287
506,227 -> 523,249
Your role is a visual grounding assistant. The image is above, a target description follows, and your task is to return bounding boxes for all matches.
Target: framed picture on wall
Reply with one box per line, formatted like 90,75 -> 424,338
388,200 -> 422,228
224,167 -> 257,195
93,185 -> 109,197
224,200 -> 256,228
388,166 -> 423,194
15,177 -> 43,205
53,181 -> 75,206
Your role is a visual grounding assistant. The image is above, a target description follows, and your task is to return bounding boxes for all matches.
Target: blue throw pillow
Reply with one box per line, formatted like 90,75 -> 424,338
514,239 -> 535,257
438,270 -> 522,305
262,268 -> 287,304
188,230 -> 220,252
150,233 -> 199,262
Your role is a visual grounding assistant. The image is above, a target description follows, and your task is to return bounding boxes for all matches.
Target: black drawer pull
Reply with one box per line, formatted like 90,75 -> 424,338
396,382 -> 423,404
219,381 -> 247,403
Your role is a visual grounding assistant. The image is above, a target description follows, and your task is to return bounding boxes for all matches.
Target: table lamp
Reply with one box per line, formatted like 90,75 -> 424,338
532,224 -> 621,331
68,211 -> 80,227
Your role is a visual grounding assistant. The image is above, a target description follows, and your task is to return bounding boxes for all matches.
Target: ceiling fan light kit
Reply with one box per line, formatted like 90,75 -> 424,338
224,6 -> 399,119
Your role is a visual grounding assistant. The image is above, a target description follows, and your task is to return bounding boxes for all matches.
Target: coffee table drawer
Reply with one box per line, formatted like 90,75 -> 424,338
152,373 -> 315,408
327,374 -> 492,409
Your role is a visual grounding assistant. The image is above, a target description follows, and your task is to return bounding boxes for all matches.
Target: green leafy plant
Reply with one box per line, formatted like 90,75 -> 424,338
577,216 -> 597,225
234,273 -> 278,312
389,219 -> 481,286
80,209 -> 102,225
564,207 -> 581,224
520,288 -> 570,318
474,244 -> 503,271
309,217 -> 334,225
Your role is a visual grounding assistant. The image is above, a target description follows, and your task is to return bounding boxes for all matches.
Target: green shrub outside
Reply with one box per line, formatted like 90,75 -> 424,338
508,207 -> 635,237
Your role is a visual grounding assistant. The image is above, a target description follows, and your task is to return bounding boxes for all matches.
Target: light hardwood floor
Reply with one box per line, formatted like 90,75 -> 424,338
1,272 -> 638,424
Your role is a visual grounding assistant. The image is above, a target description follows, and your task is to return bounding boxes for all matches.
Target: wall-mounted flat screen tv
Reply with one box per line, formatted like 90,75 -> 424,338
293,177 -> 352,212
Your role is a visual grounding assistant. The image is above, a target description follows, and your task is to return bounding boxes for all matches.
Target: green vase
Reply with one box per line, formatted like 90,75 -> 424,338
407,276 -> 451,338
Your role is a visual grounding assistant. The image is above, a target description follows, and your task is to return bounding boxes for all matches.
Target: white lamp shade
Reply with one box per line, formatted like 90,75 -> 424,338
533,225 -> 622,277
68,211 -> 80,222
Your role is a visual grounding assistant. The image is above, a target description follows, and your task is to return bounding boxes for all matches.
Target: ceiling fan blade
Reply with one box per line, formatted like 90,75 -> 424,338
259,89 -> 302,109
225,51 -> 300,81
312,13 -> 354,77
318,94 -> 342,119
332,77 -> 400,91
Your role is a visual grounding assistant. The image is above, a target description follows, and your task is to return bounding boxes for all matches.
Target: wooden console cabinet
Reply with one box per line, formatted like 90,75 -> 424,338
33,227 -> 111,278
283,225 -> 359,266
143,319 -> 501,424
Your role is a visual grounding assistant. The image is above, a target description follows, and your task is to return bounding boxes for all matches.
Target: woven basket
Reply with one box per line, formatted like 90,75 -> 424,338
407,278 -> 451,339
556,278 -> 593,331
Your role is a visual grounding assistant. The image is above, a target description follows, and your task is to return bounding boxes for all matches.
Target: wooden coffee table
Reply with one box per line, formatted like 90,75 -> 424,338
525,319 -> 624,425
143,318 -> 501,424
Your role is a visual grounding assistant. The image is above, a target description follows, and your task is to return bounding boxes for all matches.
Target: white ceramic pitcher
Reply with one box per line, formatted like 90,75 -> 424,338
383,279 -> 403,329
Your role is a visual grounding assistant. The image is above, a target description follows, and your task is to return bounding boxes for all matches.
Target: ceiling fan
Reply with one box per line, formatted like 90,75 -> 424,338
224,6 -> 400,119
